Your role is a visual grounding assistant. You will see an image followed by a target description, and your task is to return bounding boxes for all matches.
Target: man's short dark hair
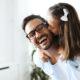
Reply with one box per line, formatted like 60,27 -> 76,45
22,14 -> 48,31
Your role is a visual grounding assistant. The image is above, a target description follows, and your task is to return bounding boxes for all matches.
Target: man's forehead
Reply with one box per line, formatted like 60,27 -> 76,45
25,18 -> 43,34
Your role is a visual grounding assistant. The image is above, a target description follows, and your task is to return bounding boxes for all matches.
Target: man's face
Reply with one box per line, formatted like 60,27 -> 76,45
25,18 -> 53,50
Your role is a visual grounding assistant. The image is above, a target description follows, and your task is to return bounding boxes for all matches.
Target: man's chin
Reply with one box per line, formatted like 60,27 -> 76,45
40,45 -> 51,50
37,43 -> 52,50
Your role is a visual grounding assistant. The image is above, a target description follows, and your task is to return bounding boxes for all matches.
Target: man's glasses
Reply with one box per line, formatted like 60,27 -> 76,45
26,22 -> 48,39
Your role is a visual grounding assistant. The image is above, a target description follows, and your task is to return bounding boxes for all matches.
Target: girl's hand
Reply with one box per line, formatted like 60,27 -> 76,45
38,50 -> 49,62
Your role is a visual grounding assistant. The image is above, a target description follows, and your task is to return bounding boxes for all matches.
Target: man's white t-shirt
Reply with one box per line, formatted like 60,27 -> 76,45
33,49 -> 80,80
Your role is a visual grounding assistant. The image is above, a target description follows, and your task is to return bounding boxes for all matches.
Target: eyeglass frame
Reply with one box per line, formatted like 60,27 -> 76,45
26,22 -> 49,39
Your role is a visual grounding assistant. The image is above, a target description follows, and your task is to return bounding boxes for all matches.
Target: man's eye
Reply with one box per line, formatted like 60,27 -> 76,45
37,24 -> 45,31
29,31 -> 35,37
37,26 -> 42,31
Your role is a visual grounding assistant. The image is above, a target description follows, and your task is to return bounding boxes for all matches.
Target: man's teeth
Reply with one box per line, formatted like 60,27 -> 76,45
39,37 -> 47,43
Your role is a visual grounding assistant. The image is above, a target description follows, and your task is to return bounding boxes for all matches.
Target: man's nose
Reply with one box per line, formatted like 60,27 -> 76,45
35,31 -> 41,38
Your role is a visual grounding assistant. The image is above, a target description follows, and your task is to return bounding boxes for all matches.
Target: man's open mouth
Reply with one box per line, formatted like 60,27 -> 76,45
39,36 -> 47,44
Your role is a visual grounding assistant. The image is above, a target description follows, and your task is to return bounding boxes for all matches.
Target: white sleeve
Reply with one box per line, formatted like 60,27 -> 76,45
33,49 -> 44,68
33,49 -> 60,80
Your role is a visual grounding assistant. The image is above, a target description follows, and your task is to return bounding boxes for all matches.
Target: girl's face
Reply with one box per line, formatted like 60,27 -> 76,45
47,11 -> 60,35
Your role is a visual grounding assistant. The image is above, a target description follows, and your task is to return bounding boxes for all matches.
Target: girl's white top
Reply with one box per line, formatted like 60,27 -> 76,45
33,49 -> 80,80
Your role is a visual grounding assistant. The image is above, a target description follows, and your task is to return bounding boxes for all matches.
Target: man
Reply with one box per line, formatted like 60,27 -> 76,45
22,15 -> 60,80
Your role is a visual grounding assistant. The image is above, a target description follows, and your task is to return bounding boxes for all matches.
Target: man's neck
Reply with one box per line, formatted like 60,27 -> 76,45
43,44 -> 59,58
44,44 -> 60,64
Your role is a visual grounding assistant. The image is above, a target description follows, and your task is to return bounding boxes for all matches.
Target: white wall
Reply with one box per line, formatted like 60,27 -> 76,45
0,0 -> 17,80
0,0 -> 79,80
19,0 -> 80,19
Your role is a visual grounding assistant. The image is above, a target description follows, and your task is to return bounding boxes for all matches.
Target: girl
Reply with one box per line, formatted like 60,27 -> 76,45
33,3 -> 80,80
